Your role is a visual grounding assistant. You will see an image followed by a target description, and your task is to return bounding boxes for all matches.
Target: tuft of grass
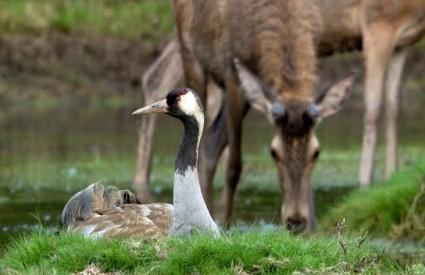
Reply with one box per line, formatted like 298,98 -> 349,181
0,231 -> 159,274
320,160 -> 425,238
0,230 -> 404,274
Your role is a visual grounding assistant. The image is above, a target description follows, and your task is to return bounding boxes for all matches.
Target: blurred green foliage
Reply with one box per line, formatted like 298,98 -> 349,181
0,0 -> 174,39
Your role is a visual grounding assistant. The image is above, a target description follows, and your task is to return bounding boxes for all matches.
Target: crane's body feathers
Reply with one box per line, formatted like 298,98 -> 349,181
69,203 -> 173,238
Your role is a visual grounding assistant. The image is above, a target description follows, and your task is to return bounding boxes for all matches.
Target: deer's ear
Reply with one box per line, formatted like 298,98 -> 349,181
234,59 -> 274,116
315,71 -> 355,118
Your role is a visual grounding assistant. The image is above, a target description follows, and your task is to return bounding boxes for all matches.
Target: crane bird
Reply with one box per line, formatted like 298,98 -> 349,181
60,88 -> 220,238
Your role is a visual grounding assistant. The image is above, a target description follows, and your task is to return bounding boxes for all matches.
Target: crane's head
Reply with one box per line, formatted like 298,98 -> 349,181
132,88 -> 204,122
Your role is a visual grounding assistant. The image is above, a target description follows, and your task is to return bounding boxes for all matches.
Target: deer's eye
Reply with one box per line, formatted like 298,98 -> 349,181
270,149 -> 278,160
312,149 -> 320,160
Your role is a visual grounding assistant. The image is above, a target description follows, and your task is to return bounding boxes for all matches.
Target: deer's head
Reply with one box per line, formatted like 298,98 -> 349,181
234,59 -> 354,233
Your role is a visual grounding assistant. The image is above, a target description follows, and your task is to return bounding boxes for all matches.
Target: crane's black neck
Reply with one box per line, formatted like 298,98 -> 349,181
175,115 -> 201,176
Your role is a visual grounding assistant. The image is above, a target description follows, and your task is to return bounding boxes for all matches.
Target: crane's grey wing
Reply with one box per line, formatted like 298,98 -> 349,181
69,203 -> 174,239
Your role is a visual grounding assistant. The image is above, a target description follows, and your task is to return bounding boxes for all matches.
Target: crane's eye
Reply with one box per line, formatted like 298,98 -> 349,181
166,93 -> 180,106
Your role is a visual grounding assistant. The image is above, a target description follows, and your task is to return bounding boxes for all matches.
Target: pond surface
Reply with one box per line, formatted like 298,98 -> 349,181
0,85 -> 424,254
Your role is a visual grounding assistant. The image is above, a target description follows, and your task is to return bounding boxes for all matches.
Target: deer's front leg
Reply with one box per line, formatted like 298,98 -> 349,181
134,36 -> 182,200
359,23 -> 395,186
200,92 -> 229,212
384,49 -> 407,179
223,76 -> 249,227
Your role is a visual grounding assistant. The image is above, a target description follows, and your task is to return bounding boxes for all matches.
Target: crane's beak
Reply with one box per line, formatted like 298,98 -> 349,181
132,99 -> 168,115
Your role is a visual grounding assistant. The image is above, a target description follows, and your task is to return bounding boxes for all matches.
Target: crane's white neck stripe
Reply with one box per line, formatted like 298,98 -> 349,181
178,92 -> 204,148
179,92 -> 201,115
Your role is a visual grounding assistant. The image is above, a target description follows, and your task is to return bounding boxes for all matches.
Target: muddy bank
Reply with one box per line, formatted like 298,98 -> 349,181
0,31 -> 167,104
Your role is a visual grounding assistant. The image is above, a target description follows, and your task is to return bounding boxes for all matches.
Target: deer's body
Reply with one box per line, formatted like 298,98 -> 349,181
317,0 -> 425,55
176,0 -> 321,94
317,0 -> 425,185
358,0 -> 425,185
316,0 -> 363,56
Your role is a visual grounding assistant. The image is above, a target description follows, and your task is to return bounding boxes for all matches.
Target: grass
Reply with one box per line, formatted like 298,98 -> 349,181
2,162 -> 425,273
0,230 -> 408,274
0,232 -> 157,274
0,0 -> 174,40
320,160 -> 425,240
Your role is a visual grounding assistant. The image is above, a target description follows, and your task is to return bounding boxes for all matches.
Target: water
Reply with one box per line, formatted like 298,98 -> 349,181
0,86 -> 424,253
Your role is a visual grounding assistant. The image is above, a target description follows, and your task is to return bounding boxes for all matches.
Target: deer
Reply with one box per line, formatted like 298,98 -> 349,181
134,0 -> 425,207
133,0 -> 356,233
317,0 -> 425,186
